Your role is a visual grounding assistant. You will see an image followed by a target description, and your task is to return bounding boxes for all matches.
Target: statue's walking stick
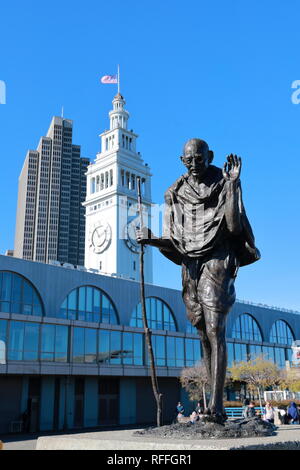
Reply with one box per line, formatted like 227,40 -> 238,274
136,177 -> 162,427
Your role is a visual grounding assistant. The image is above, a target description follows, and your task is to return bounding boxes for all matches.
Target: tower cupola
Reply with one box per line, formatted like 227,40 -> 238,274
109,93 -> 129,130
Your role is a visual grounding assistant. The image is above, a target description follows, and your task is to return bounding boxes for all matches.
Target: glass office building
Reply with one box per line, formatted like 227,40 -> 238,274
13,117 -> 89,266
0,254 -> 299,433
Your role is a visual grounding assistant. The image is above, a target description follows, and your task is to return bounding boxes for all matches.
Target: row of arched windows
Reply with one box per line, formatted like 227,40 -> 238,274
105,134 -> 115,150
0,271 -> 297,344
231,314 -> 295,344
90,170 -> 113,194
189,315 -> 295,345
120,170 -> 145,193
121,134 -> 132,149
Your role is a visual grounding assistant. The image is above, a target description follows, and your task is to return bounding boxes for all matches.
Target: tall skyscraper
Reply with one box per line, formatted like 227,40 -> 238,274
14,116 -> 89,266
83,93 -> 153,283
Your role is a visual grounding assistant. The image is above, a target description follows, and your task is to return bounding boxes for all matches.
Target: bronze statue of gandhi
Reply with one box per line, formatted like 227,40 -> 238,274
137,138 -> 260,422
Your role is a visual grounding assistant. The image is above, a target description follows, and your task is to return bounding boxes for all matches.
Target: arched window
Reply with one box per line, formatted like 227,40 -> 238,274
231,313 -> 262,341
130,297 -> 177,331
121,169 -> 125,186
59,286 -> 118,324
90,177 -> 95,194
126,172 -> 130,189
270,320 -> 294,345
131,174 -> 135,190
141,178 -> 146,195
0,271 -> 43,316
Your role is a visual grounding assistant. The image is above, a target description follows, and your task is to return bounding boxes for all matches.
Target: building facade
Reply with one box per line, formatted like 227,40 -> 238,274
14,117 -> 90,266
83,93 -> 153,283
0,254 -> 299,433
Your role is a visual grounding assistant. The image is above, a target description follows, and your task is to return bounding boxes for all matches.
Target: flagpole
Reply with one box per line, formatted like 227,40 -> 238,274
117,64 -> 120,94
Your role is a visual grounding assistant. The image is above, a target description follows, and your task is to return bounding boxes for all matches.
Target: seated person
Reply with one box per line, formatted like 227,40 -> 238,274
190,411 -> 199,423
243,401 -> 256,418
176,402 -> 185,416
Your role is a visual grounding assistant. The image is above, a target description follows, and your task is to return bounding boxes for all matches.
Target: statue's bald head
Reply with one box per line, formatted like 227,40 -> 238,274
181,138 -> 214,179
183,138 -> 209,156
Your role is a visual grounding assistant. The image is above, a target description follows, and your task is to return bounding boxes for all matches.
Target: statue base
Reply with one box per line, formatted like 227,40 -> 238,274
134,417 -> 276,440
200,413 -> 227,425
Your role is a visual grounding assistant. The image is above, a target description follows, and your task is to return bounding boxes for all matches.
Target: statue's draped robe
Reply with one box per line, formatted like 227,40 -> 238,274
159,165 -> 260,317
160,165 -> 260,268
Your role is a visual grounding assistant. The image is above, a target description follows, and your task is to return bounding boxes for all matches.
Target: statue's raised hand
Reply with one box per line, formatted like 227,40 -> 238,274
222,154 -> 241,182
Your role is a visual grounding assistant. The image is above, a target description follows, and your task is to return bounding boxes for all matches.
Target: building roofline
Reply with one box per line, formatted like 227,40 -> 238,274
236,298 -> 300,315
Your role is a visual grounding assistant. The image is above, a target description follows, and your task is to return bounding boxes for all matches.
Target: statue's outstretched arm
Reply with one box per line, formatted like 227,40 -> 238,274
222,154 -> 242,235
136,226 -> 173,250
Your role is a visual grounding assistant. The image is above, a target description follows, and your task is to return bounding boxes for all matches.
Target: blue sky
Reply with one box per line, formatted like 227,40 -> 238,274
1,0 -> 300,311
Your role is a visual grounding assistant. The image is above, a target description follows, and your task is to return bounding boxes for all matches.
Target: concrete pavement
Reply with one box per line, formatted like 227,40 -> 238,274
2,424 -> 300,450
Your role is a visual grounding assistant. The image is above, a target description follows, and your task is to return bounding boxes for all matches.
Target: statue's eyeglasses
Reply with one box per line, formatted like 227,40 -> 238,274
181,154 -> 205,164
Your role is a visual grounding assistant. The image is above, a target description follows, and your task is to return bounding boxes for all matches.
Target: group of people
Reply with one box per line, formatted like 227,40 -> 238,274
278,402 -> 300,425
176,401 -> 204,423
243,400 -> 275,422
177,400 -> 300,425
243,399 -> 300,425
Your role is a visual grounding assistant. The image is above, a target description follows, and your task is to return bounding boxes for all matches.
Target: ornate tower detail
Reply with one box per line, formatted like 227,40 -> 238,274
83,93 -> 153,283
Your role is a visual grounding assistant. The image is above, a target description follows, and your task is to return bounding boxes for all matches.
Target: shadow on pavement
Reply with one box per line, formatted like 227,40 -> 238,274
0,423 -> 148,445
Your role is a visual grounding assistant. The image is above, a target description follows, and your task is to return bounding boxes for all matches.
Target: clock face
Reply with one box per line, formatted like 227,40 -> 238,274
89,221 -> 112,254
124,220 -> 141,253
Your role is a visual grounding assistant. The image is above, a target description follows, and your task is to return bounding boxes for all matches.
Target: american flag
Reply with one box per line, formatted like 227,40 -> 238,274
101,75 -> 118,84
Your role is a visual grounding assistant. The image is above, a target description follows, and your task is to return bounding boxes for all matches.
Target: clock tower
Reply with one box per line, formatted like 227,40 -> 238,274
83,93 -> 153,283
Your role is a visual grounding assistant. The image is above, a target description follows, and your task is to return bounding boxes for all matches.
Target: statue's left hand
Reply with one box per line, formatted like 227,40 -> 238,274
222,154 -> 241,182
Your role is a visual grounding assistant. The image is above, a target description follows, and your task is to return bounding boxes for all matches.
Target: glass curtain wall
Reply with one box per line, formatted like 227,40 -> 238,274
41,324 -> 68,362
1,318 -> 203,368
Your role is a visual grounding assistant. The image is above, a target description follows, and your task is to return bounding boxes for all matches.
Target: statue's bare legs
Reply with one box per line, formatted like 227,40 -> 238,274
186,303 -> 227,419
201,308 -> 227,417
